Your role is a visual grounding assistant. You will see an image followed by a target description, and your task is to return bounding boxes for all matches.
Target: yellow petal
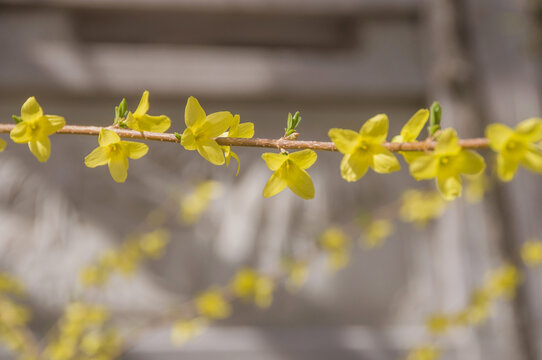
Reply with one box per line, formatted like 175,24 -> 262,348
28,136 -> 51,162
84,146 -> 109,167
262,152 -> 288,171
399,109 -> 429,142
515,118 -> 542,142
328,128 -> 360,154
134,90 -> 150,116
20,96 -> 43,122
486,123 -> 514,151
199,111 -> 233,138
185,96 -> 206,128
401,151 -> 425,164
288,149 -> 317,169
43,115 -> 65,135
435,128 -> 461,155
359,114 -> 388,144
0,138 -> 6,152
340,150 -> 370,182
437,174 -> 462,200
497,153 -> 519,182
98,128 -> 120,147
108,152 -> 129,183
9,122 -> 31,143
263,166 -> 288,198
233,122 -> 254,138
410,155 -> 438,180
371,145 -> 400,173
457,150 -> 485,175
521,147 -> 542,173
181,128 -> 197,150
229,151 -> 241,176
128,114 -> 171,133
196,138 -> 225,165
285,162 -> 315,199
123,141 -> 149,159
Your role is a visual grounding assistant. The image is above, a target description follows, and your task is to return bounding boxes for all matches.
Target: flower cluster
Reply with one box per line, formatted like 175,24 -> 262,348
399,189 -> 448,228
44,302 -> 121,360
231,268 -> 275,308
79,229 -> 170,287
319,227 -> 351,270
179,180 -> 222,224
0,273 -> 36,359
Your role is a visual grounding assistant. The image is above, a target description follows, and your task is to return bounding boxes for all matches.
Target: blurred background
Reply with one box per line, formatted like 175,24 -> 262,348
1,0 -> 542,359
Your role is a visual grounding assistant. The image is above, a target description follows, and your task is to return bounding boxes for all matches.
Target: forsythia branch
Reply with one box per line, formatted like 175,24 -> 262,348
0,123 -> 490,152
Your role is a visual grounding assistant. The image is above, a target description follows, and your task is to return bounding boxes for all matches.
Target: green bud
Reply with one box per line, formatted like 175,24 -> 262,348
284,111 -> 302,137
174,132 -> 182,142
118,98 -> 127,118
12,115 -> 22,124
428,101 -> 442,137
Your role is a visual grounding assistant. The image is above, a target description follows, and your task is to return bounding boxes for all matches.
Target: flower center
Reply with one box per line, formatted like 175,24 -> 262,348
359,142 -> 369,151
506,140 -> 517,150
440,156 -> 450,166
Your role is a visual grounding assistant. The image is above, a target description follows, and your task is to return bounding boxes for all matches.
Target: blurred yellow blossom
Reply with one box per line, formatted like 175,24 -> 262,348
521,239 -> 542,267
0,138 -> 6,152
329,114 -> 400,182
232,268 -> 275,308
282,259 -> 309,292
319,227 -> 350,270
125,90 -> 171,132
262,149 -> 317,200
0,274 -> 24,295
392,109 -> 430,163
221,114 -> 254,175
425,313 -> 450,335
454,289 -> 491,326
79,229 -> 170,288
487,264 -> 522,299
465,172 -> 491,204
360,219 -> 394,249
84,128 -> 149,183
180,180 -> 222,224
45,302 -> 120,360
409,129 -> 485,200
486,118 -> 542,181
181,96 -> 234,165
406,345 -> 440,360
195,289 -> 231,319
171,318 -> 207,345
399,189 -> 447,228
10,96 -> 65,162
138,229 -> 170,259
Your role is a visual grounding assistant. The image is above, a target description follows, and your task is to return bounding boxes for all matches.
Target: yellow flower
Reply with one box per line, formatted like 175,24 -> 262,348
328,114 -> 400,182
79,266 -> 108,288
409,129 -> 485,200
360,219 -> 394,249
392,109 -> 430,163
0,138 -> 6,152
0,274 -> 24,295
171,318 -> 207,345
406,345 -> 440,360
195,289 -> 231,319
10,97 -> 65,162
320,227 -> 350,270
399,189 -> 447,228
180,96 -> 233,165
487,264 -> 522,299
261,149 -> 317,199
138,229 -> 170,259
455,289 -> 491,326
486,118 -> 542,181
425,313 -> 450,336
125,90 -> 171,132
84,128 -> 149,183
231,268 -> 275,308
221,114 -> 254,175
521,239 -> 542,267
282,259 -> 309,292
180,180 -> 222,224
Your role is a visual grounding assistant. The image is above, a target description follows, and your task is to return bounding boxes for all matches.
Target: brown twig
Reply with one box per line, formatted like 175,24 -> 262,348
0,123 -> 490,152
